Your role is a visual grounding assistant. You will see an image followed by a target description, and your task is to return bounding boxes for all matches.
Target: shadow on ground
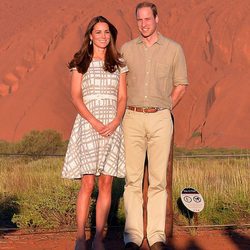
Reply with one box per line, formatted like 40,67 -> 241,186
224,228 -> 250,250
0,195 -> 19,235
0,195 -> 19,227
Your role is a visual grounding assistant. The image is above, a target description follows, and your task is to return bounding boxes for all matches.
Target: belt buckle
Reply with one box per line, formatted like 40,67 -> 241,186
142,107 -> 149,113
147,107 -> 159,113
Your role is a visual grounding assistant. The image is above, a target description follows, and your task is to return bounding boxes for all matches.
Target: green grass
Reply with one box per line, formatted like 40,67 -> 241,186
172,157 -> 249,225
174,147 -> 250,156
0,154 -> 249,229
0,157 -> 79,228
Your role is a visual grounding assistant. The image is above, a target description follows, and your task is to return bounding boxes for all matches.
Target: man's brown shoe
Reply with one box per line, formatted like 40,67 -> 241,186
150,241 -> 167,250
125,242 -> 140,250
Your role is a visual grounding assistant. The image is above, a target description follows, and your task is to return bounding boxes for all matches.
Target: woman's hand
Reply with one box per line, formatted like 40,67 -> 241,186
90,118 -> 106,135
99,118 -> 120,137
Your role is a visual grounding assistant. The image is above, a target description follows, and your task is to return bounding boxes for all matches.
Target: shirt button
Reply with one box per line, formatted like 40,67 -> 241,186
145,96 -> 148,98
146,71 -> 149,74
145,83 -> 148,85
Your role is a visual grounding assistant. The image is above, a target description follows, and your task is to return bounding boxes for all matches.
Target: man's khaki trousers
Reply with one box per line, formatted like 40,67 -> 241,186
123,109 -> 173,246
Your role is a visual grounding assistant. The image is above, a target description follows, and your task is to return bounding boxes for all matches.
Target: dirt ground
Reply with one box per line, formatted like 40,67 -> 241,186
0,228 -> 249,250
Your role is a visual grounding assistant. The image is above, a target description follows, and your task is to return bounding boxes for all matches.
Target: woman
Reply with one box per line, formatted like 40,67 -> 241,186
62,16 -> 127,250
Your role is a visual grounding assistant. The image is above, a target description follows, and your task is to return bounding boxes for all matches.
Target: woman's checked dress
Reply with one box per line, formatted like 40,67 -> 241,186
62,60 -> 128,179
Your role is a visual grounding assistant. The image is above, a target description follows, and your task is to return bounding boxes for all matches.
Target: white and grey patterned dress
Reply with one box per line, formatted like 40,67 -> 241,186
62,60 -> 128,179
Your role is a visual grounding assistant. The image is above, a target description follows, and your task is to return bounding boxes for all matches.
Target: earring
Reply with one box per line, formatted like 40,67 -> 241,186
90,40 -> 92,45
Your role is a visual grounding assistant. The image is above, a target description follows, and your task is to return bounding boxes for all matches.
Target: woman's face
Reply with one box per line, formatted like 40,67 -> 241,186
90,22 -> 111,49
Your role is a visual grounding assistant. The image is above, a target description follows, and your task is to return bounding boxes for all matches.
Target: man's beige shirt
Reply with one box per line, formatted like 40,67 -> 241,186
121,34 -> 188,110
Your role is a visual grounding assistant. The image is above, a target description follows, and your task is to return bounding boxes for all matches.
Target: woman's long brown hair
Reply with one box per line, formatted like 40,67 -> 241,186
68,16 -> 124,74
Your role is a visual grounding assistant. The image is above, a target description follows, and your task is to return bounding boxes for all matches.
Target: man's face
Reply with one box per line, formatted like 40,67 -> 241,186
136,7 -> 158,38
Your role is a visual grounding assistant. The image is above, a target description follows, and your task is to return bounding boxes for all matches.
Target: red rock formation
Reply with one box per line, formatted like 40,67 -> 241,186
0,0 -> 249,148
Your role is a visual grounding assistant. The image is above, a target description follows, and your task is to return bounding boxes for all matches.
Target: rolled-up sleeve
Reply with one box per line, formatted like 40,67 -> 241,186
173,45 -> 188,86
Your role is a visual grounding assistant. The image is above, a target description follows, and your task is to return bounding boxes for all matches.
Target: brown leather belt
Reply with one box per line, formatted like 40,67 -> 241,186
127,106 -> 161,113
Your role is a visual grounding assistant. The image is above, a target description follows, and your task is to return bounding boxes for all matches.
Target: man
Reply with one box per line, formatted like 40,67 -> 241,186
121,2 -> 188,250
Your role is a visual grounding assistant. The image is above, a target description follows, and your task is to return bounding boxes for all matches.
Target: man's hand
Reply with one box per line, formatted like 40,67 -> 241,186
171,85 -> 187,109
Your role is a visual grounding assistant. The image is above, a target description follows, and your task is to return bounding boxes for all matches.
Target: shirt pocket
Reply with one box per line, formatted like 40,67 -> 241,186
156,63 -> 171,78
155,63 -> 171,93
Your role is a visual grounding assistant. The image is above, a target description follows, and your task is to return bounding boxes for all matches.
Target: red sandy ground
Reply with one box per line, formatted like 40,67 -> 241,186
0,228 -> 249,250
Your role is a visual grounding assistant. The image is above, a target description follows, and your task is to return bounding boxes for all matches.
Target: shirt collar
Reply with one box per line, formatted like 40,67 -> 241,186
136,33 -> 164,45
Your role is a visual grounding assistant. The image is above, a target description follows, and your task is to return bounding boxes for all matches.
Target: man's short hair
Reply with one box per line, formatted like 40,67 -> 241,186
135,2 -> 158,18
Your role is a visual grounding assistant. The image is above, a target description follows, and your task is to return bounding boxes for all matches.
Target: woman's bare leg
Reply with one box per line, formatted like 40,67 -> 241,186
75,175 -> 95,249
93,174 -> 113,249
